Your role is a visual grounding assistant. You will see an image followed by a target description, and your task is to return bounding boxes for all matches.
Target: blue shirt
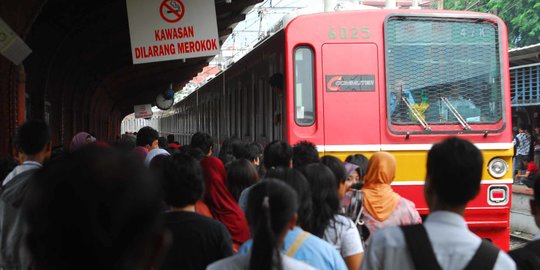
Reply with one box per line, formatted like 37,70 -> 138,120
239,227 -> 348,270
237,185 -> 253,212
389,90 -> 415,114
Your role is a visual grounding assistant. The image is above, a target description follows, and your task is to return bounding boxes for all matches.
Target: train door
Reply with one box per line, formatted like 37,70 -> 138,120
321,43 -> 380,151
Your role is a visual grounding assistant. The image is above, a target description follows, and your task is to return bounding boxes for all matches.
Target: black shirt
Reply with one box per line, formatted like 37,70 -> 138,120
159,211 -> 233,270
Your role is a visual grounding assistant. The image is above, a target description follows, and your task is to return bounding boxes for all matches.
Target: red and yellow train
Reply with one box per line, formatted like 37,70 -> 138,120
159,8 -> 513,249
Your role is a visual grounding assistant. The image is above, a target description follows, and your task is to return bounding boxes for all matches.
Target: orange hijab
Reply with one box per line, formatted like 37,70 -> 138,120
362,152 -> 401,222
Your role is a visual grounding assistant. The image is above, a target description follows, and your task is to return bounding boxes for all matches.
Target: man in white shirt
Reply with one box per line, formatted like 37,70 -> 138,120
360,137 -> 516,270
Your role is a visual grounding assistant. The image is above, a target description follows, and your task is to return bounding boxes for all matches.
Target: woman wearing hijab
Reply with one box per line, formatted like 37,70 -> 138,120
361,152 -> 421,241
70,132 -> 96,152
201,157 -> 250,251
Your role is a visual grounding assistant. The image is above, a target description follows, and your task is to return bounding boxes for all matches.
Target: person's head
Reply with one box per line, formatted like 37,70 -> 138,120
292,141 -> 319,169
70,132 -> 96,152
344,162 -> 360,188
263,140 -> 292,170
300,163 -> 339,238
166,134 -> 175,144
245,142 -> 263,166
23,146 -> 165,270
266,167 -> 312,228
218,137 -> 241,158
426,137 -> 483,212
157,137 -> 167,149
320,155 -> 348,199
136,126 -> 159,150
177,145 -> 206,161
157,153 -> 204,208
190,132 -> 213,156
246,180 -> 297,270
364,152 -> 397,187
226,158 -> 259,201
116,134 -> 136,151
15,119 -> 51,162
232,141 -> 248,160
518,125 -> 527,133
345,154 -> 369,181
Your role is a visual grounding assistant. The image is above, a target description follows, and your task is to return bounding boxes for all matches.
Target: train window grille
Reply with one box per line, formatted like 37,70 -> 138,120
384,16 -> 503,128
294,46 -> 315,126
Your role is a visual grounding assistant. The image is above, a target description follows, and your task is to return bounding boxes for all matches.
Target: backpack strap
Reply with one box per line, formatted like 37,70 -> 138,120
401,224 -> 442,270
286,231 -> 309,257
463,239 -> 499,270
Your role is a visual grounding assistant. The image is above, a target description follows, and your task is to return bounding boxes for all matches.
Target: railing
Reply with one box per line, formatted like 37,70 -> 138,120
511,63 -> 540,107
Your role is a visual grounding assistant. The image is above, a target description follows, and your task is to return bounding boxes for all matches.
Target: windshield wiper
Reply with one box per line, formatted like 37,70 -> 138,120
441,97 -> 471,131
402,97 -> 431,131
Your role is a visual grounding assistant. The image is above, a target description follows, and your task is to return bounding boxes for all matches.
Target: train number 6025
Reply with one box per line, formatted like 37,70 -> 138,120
328,26 -> 370,40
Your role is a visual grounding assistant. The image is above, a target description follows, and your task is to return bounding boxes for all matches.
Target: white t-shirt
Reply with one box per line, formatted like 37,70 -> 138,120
206,253 -> 314,270
323,214 -> 364,257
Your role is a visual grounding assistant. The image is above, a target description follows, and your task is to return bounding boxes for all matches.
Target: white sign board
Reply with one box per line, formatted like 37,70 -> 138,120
126,0 -> 220,64
0,17 -> 32,65
134,104 -> 154,118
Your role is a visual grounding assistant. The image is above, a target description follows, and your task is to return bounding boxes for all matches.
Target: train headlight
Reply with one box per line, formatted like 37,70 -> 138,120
487,158 -> 508,179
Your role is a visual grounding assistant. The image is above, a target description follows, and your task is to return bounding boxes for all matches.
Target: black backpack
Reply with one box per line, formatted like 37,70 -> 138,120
400,224 -> 499,270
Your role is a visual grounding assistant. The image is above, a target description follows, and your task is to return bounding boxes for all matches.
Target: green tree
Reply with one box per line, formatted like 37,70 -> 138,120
444,0 -> 540,48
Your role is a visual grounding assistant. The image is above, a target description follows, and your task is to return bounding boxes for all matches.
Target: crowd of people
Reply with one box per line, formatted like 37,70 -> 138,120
0,119 -> 538,269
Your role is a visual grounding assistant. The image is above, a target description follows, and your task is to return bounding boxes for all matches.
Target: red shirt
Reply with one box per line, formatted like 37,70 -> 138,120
527,162 -> 539,174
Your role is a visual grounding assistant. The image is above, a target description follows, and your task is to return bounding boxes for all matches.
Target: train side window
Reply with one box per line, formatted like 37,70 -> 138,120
294,47 -> 315,126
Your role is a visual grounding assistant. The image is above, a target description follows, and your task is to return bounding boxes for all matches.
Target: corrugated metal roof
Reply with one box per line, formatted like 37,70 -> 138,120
509,43 -> 540,68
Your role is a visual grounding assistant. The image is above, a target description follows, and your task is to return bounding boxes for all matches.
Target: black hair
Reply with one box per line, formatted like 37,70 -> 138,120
246,142 -> 263,162
226,159 -> 259,201
166,134 -> 175,144
218,137 -> 241,164
232,141 -> 248,160
156,153 -> 204,208
522,156 -> 531,162
427,137 -> 483,207
15,119 -> 50,155
178,145 -> 206,161
190,132 -> 213,155
292,141 -> 320,169
266,167 -> 312,228
23,146 -> 162,270
345,154 -> 369,179
158,137 -> 167,149
263,140 -> 292,169
320,155 -> 347,186
246,180 -> 297,270
300,163 -> 340,238
136,126 -> 159,147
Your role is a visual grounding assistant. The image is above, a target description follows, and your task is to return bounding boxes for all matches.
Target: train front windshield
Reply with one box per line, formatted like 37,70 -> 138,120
385,16 -> 503,132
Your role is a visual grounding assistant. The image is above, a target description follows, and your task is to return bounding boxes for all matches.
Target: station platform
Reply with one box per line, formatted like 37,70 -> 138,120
511,184 -> 537,241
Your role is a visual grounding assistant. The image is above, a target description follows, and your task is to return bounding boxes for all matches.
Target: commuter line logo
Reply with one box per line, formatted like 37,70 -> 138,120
160,0 -> 185,23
